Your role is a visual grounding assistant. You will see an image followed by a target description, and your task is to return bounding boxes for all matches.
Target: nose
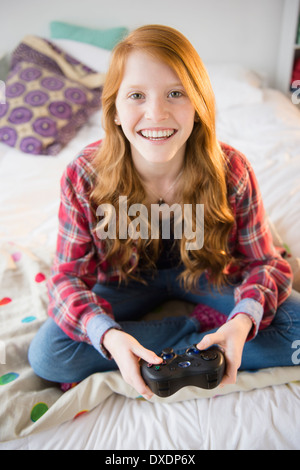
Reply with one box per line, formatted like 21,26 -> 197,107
144,96 -> 169,122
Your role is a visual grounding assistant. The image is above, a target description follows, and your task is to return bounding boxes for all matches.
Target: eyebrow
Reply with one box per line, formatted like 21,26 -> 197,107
121,83 -> 186,91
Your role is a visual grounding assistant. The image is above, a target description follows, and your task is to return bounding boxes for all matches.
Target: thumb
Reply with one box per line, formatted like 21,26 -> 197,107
197,332 -> 218,351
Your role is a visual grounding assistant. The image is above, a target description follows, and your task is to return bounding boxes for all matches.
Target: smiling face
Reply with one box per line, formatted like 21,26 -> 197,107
115,50 -> 196,169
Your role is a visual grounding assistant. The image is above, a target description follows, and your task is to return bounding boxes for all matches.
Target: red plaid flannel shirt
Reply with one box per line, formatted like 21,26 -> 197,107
47,141 -> 293,356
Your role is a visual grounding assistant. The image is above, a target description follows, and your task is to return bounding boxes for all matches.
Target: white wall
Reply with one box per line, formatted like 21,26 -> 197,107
0,0 -> 285,86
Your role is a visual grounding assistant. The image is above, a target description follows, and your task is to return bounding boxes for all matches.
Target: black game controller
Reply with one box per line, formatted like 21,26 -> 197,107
140,345 -> 225,397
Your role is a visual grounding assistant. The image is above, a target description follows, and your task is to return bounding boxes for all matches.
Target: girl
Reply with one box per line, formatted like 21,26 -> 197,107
29,25 -> 300,400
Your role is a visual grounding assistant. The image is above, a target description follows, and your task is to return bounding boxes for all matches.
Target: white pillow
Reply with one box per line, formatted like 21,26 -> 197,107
205,63 -> 263,87
51,38 -> 111,73
205,63 -> 264,111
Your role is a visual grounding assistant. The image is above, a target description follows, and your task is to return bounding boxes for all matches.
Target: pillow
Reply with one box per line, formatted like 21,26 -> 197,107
205,63 -> 264,111
50,21 -> 128,50
51,39 -> 111,73
0,36 -> 103,156
205,63 -> 263,88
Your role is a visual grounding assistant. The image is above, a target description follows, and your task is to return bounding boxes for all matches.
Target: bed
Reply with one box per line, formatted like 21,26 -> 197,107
0,27 -> 300,450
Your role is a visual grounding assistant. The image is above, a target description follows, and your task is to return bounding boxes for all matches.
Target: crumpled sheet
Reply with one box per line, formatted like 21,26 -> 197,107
0,242 -> 299,442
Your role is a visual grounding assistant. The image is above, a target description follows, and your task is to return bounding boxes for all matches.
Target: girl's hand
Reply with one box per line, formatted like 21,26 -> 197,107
196,314 -> 253,386
103,328 -> 162,399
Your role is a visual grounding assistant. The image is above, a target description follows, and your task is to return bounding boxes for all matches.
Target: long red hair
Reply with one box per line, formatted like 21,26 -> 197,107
90,24 -> 234,290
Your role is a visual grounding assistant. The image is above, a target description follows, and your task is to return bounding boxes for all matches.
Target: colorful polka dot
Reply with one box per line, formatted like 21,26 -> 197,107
35,273 -> 46,283
74,410 -> 89,419
30,402 -> 48,422
11,252 -> 22,262
21,315 -> 37,323
0,297 -> 11,306
0,297 -> 12,306
0,372 -> 19,385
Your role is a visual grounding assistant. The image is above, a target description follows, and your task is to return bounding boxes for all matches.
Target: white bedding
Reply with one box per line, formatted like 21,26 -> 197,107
1,59 -> 300,450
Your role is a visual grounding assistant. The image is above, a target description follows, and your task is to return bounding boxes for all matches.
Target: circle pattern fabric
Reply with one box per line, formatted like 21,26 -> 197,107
0,57 -> 101,155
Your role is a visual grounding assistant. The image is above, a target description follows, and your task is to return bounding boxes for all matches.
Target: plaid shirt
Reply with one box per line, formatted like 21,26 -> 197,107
47,141 -> 293,357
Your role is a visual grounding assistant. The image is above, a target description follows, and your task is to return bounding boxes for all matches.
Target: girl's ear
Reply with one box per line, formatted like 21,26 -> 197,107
114,115 -> 121,125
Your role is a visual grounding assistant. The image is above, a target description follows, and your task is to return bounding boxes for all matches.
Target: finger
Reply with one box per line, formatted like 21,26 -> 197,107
132,345 -> 163,365
135,378 -> 154,400
123,359 -> 154,400
220,365 -> 237,386
196,332 -> 222,350
220,354 -> 239,386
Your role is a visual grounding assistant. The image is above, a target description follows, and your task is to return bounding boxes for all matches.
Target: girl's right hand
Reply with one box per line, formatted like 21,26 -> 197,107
103,328 -> 163,400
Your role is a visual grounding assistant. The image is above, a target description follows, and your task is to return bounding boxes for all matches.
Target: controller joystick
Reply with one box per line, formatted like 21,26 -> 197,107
186,346 -> 201,355
140,344 -> 225,397
161,347 -> 175,360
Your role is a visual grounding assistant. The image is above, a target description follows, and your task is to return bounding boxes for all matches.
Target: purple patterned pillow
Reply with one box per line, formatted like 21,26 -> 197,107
0,37 -> 103,155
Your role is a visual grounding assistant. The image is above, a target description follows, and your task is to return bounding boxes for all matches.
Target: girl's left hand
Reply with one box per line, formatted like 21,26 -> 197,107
196,313 -> 253,386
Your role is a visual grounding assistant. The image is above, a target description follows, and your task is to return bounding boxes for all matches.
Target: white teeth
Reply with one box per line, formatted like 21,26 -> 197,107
140,129 -> 175,139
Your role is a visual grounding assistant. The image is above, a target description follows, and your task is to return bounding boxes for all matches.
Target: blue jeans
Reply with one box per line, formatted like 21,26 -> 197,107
28,267 -> 300,383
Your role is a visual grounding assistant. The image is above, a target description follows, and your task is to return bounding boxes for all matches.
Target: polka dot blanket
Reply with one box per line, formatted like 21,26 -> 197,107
0,242 -> 299,442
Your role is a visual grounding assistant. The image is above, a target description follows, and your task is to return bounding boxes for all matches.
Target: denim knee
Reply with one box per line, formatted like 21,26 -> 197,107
28,317 -> 116,383
28,319 -> 53,381
28,317 -> 72,382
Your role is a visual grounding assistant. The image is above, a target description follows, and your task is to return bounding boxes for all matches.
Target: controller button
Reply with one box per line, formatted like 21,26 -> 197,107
155,365 -> 161,371
201,351 -> 218,361
147,363 -> 153,368
186,347 -> 200,355
178,361 -> 191,368
161,347 -> 175,360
